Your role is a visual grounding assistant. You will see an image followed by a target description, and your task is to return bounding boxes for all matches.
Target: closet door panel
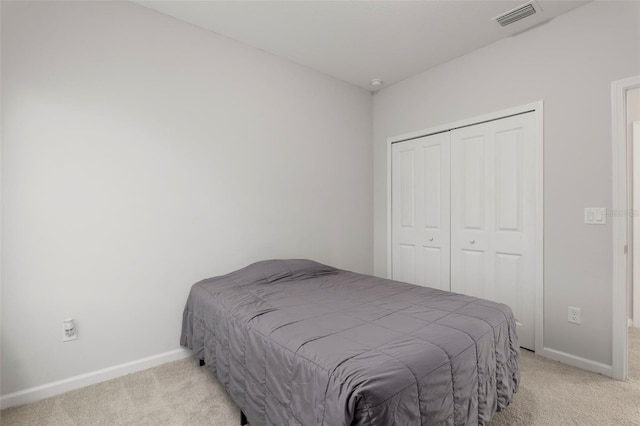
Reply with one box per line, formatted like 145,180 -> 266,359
420,135 -> 450,291
451,127 -> 492,299
495,252 -> 522,322
451,113 -> 535,349
461,136 -> 485,230
399,150 -> 416,228
423,145 -> 443,229
398,244 -> 416,284
392,132 -> 450,291
422,246 -> 442,289
392,144 -> 419,284
460,249 -> 485,298
495,128 -> 523,232
493,114 -> 536,350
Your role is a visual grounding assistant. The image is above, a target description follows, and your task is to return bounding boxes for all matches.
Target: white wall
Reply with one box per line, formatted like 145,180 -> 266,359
1,1 -> 372,396
373,1 -> 640,366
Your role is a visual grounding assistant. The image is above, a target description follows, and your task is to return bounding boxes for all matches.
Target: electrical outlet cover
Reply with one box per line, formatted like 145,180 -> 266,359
568,306 -> 581,324
62,319 -> 78,342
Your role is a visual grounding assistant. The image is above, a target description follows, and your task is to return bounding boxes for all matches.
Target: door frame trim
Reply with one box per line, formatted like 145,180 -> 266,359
386,101 -> 544,354
634,121 -> 640,330
612,75 -> 640,381
625,121 -> 640,328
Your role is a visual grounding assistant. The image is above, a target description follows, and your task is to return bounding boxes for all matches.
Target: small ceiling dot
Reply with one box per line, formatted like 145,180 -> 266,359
370,79 -> 384,87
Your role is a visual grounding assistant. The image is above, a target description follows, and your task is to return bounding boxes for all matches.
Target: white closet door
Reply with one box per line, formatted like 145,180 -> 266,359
392,132 -> 451,291
451,113 -> 535,349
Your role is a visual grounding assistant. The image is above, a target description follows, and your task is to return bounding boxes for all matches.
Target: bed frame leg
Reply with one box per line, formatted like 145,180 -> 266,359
240,410 -> 248,425
199,359 -> 205,367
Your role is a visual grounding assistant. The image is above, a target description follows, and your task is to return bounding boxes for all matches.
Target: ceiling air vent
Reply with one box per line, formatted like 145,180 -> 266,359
493,2 -> 540,27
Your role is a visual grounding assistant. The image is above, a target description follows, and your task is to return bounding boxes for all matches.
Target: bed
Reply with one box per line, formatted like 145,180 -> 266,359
180,259 -> 520,425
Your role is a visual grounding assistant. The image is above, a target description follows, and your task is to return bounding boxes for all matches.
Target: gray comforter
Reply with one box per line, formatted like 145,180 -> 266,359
181,260 -> 520,426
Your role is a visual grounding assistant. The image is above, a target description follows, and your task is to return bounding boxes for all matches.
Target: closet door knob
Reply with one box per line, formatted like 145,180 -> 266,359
470,240 -> 476,245
429,237 -> 434,241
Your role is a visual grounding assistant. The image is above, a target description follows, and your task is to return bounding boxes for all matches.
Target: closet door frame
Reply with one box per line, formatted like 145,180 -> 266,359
386,101 -> 544,354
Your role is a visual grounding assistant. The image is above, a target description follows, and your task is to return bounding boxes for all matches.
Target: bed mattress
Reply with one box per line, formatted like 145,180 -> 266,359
180,259 -> 520,425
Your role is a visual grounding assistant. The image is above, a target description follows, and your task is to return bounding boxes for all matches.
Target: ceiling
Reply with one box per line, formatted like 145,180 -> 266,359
133,1 -> 588,91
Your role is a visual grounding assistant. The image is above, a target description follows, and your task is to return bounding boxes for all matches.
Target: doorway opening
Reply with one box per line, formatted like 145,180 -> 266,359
612,75 -> 640,381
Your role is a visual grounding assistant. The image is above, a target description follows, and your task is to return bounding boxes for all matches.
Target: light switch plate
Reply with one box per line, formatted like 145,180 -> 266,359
584,208 -> 607,225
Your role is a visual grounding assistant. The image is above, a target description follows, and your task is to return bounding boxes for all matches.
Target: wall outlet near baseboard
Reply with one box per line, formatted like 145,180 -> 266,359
62,318 -> 78,342
568,307 -> 581,324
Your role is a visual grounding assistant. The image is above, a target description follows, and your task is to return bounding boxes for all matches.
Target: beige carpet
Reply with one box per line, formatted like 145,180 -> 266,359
490,327 -> 640,426
2,328 -> 639,425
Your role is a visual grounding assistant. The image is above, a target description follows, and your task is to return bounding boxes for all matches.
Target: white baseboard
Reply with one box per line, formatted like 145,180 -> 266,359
0,348 -> 192,409
539,347 -> 613,378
